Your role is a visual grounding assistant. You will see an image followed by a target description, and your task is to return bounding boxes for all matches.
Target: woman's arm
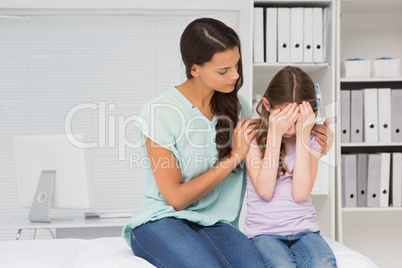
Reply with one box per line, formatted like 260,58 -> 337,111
293,102 -> 323,202
146,117 -> 257,211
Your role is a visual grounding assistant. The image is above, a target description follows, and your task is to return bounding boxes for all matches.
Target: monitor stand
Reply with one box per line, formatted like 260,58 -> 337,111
29,170 -> 56,223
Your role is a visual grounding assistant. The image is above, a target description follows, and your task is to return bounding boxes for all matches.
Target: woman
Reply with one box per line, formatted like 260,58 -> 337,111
123,18 -> 334,268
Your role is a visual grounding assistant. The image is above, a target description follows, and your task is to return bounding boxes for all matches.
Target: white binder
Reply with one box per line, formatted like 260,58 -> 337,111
290,7 -> 303,63
350,90 -> 364,143
379,153 -> 391,207
357,154 -> 368,207
303,7 -> 313,62
253,7 -> 264,63
277,8 -> 290,62
265,8 -> 278,63
341,90 -> 351,143
392,153 -> 402,207
313,7 -> 323,62
341,154 -> 357,207
367,154 -> 381,207
378,88 -> 392,143
363,88 -> 379,143
391,89 -> 402,142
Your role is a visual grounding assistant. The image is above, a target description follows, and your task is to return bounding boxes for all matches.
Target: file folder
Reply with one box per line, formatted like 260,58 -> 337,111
391,89 -> 402,142
253,7 -> 264,63
341,90 -> 351,143
277,8 -> 290,62
392,153 -> 402,207
303,7 -> 313,62
313,7 -> 323,62
341,154 -> 357,207
290,7 -> 303,63
350,90 -> 364,143
363,88 -> 379,143
265,8 -> 278,63
367,154 -> 381,207
378,88 -> 392,143
379,153 -> 391,207
356,154 -> 368,207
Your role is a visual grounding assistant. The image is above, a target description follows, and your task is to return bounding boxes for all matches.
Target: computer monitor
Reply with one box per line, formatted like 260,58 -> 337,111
13,134 -> 94,223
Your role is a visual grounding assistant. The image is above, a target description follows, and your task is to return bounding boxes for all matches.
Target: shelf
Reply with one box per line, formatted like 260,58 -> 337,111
343,207 -> 402,212
341,143 -> 402,153
255,0 -> 332,8
342,142 -> 402,147
253,62 -> 330,74
341,77 -> 402,83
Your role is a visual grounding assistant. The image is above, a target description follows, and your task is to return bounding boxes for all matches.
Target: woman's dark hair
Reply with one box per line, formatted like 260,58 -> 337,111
255,66 -> 318,178
180,18 -> 243,161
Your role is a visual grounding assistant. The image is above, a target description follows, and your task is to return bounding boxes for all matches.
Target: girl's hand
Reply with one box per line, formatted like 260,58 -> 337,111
231,117 -> 258,161
268,103 -> 299,137
296,101 -> 316,137
312,119 -> 334,155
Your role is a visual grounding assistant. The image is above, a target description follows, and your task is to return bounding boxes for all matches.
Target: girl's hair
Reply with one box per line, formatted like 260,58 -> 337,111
180,18 -> 243,161
255,66 -> 318,178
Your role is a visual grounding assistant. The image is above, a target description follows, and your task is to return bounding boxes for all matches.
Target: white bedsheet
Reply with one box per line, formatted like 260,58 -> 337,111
0,236 -> 378,268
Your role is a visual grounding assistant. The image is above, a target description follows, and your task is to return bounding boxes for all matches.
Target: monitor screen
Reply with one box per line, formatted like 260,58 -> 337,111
14,134 -> 94,222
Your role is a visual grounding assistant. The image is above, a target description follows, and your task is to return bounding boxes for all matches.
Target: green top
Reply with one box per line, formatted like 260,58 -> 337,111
122,87 -> 252,245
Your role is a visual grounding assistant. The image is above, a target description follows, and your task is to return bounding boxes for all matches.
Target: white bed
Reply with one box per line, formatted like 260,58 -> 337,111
0,236 -> 378,268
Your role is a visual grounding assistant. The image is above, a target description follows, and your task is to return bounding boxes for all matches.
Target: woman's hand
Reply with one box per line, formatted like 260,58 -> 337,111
231,117 -> 259,162
312,119 -> 334,155
296,101 -> 316,137
269,103 -> 299,137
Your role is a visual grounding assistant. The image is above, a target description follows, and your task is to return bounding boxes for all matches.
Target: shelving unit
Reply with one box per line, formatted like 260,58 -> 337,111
251,0 -> 337,240
337,1 -> 402,267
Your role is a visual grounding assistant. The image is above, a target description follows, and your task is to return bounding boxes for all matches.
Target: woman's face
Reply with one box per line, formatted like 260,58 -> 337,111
193,46 -> 240,93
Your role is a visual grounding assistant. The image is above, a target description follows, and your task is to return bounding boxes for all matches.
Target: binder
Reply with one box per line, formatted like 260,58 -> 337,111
312,7 -> 323,62
253,7 -> 264,63
290,7 -> 303,63
367,154 -> 381,207
265,8 -> 278,63
340,90 -> 351,143
392,153 -> 402,207
363,88 -> 379,143
391,89 -> 402,142
350,90 -> 364,143
379,153 -> 391,207
356,154 -> 368,207
378,88 -> 392,143
341,154 -> 357,207
277,8 -> 290,62
303,8 -> 313,62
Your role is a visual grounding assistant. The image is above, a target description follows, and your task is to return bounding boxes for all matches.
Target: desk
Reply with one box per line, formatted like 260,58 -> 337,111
0,217 -> 129,239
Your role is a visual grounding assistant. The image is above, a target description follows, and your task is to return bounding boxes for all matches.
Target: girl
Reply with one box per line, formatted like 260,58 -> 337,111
123,18 -> 334,267
244,66 -> 337,268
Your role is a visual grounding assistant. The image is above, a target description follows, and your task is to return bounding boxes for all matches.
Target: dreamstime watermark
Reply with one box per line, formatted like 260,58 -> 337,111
63,100 -> 338,169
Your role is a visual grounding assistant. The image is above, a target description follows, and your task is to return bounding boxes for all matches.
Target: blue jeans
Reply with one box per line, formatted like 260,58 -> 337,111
251,231 -> 337,268
130,217 -> 265,268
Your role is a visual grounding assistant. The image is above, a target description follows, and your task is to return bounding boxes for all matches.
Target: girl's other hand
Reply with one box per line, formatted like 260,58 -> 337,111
296,101 -> 316,137
269,103 -> 299,137
231,117 -> 258,161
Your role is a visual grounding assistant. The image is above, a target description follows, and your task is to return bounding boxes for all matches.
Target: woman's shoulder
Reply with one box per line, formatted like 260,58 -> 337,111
139,87 -> 191,117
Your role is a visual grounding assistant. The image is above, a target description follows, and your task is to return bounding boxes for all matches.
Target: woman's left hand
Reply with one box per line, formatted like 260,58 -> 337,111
296,101 -> 316,137
312,119 -> 334,156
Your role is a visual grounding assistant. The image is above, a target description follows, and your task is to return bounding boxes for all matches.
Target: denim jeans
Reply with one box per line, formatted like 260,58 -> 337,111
251,231 -> 337,268
130,217 -> 265,268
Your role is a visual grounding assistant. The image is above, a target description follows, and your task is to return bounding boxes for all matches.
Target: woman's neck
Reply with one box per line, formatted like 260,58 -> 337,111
176,79 -> 214,110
